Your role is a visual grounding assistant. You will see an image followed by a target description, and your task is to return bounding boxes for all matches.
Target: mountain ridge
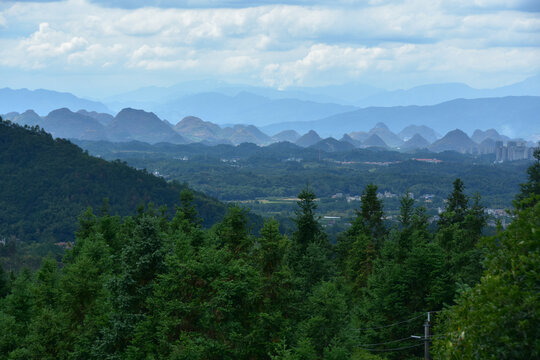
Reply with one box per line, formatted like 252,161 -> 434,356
261,96 -> 540,139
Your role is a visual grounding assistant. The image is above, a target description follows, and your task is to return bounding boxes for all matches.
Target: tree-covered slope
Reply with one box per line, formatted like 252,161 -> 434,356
0,119 -> 236,248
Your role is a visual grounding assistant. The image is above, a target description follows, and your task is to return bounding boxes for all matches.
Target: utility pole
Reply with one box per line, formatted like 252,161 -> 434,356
424,311 -> 431,360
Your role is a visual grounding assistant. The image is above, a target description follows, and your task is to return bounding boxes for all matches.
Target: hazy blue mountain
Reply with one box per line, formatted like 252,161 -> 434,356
339,134 -> 362,148
0,88 -> 110,115
288,82 -> 385,105
471,128 -> 509,143
261,96 -> 540,139
348,131 -> 370,142
107,108 -> 187,144
77,110 -> 114,126
220,124 -> 272,145
2,110 -> 42,127
104,75 -> 540,111
309,137 -> 355,152
356,83 -> 480,107
174,116 -> 223,142
146,91 -> 356,126
296,130 -> 323,147
354,74 -> 540,107
429,129 -> 477,153
104,79 -> 237,106
43,108 -> 107,141
401,134 -> 431,151
368,123 -> 403,148
272,129 -> 301,143
362,133 -> 388,148
105,80 -> 379,108
488,74 -> 540,97
398,125 -> 440,142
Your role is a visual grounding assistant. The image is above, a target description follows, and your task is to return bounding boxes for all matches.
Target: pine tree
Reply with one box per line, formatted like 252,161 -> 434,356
436,179 -> 486,288
290,187 -> 334,293
216,205 -> 252,256
336,184 -> 386,290
292,186 -> 321,252
358,184 -> 386,246
438,178 -> 468,227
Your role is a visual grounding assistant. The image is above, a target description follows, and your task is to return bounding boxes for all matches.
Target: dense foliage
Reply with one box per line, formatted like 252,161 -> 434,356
0,120 -> 259,270
1,169 -> 523,359
432,150 -> 540,359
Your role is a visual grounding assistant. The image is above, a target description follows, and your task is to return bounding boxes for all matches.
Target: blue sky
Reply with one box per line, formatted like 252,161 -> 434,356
1,0 -> 539,98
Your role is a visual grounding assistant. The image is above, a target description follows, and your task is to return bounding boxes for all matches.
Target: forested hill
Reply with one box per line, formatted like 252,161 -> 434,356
0,120 -> 244,266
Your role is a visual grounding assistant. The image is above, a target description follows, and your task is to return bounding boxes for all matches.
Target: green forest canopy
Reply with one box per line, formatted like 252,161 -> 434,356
0,149 -> 537,359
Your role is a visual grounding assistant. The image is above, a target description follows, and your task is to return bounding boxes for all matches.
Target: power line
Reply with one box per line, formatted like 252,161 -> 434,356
352,313 -> 425,331
357,342 -> 424,352
357,336 -> 418,348
353,310 -> 442,332
353,310 -> 443,357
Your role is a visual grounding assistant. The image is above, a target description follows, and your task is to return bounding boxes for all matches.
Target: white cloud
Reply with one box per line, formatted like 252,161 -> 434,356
0,0 -> 538,93
67,43 -> 123,66
220,55 -> 260,73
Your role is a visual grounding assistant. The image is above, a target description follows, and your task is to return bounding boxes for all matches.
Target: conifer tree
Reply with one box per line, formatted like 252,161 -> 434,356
292,186 -> 321,252
290,187 -> 334,293
217,205 -> 252,256
438,178 -> 468,228
436,179 -> 486,288
358,184 -> 386,245
336,184 -> 386,290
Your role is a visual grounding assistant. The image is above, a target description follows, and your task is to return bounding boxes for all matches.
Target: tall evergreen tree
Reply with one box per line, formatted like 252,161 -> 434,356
436,179 -> 486,289
290,186 -> 334,294
438,178 -> 468,228
216,205 -> 252,256
358,184 -> 386,245
292,186 -> 321,252
97,212 -> 167,358
336,183 -> 386,291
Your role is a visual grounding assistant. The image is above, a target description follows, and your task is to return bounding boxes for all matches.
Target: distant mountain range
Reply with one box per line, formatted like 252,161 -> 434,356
0,88 -> 110,115
353,75 -> 540,107
261,96 -> 540,139
3,103 -> 534,155
4,74 -> 538,133
117,91 -> 357,127
105,74 -> 540,109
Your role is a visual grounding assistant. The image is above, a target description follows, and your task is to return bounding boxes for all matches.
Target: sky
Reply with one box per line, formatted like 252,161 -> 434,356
0,0 -> 539,98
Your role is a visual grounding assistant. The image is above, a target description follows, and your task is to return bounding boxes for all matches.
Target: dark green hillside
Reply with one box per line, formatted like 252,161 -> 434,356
0,119 -> 243,269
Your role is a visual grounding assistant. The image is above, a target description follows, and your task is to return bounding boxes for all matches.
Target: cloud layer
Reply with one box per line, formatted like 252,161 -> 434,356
1,0 -> 539,96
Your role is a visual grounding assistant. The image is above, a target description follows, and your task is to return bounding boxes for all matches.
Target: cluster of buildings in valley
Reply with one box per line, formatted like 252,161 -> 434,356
495,141 -> 539,162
